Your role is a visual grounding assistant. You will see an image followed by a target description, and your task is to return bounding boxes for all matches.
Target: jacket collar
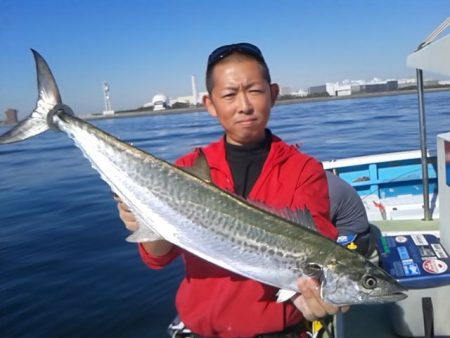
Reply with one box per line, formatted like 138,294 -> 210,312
202,130 -> 300,189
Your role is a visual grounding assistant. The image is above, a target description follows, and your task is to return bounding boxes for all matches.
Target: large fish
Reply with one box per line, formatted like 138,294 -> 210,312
0,50 -> 407,305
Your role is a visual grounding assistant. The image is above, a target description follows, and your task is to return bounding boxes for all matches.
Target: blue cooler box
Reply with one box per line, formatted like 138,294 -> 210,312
377,232 -> 450,337
377,232 -> 450,288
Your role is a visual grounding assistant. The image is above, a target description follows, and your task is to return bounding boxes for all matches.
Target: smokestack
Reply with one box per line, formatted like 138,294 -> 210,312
191,75 -> 198,106
4,109 -> 18,125
103,81 -> 114,115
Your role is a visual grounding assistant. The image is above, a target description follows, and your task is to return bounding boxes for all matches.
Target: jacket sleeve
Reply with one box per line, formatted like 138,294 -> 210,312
137,149 -> 200,269
138,244 -> 181,269
293,157 -> 338,241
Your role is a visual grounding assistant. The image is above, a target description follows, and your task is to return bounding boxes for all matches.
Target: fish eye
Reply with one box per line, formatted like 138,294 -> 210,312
362,275 -> 378,289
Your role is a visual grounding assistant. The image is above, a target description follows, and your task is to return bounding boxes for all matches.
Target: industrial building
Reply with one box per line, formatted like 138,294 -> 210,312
3,109 -> 18,124
307,79 -> 400,97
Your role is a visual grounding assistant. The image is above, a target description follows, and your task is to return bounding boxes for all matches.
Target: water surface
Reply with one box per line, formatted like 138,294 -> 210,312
1,91 -> 449,337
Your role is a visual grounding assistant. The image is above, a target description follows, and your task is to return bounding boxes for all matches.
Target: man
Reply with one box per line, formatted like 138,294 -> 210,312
326,171 -> 373,257
117,43 -> 348,337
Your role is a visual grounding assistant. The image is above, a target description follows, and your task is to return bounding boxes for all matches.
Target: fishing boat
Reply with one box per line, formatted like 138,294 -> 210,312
323,149 -> 439,222
329,17 -> 450,338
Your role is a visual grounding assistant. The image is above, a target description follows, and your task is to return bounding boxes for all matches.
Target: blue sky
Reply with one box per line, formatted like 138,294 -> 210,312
1,0 -> 449,117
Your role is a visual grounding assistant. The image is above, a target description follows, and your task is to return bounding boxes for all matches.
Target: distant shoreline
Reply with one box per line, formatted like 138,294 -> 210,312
1,87 -> 449,125
78,87 -> 450,121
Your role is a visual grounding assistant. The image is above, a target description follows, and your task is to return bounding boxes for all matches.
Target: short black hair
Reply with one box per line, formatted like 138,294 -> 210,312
205,43 -> 271,94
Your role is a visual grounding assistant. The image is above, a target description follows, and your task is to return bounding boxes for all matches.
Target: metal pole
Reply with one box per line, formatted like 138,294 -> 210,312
416,69 -> 431,220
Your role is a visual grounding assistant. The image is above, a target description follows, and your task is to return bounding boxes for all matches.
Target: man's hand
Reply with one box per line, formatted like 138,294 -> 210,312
113,194 -> 139,231
113,193 -> 174,256
292,277 -> 350,321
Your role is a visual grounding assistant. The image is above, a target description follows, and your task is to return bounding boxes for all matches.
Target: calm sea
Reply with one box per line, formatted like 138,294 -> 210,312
1,91 -> 449,338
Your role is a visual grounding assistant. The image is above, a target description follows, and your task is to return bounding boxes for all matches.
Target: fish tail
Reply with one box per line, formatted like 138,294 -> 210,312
0,49 -> 69,144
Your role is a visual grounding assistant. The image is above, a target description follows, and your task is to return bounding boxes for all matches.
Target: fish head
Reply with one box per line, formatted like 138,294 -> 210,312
320,254 -> 407,305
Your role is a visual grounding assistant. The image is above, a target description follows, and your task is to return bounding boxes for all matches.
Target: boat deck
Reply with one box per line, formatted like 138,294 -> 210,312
374,219 -> 439,233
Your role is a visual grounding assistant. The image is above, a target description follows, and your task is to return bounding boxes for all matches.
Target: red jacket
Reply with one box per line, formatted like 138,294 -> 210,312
139,134 -> 337,337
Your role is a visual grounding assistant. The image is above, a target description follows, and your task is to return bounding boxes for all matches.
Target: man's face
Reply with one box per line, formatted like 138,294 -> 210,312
204,57 -> 278,146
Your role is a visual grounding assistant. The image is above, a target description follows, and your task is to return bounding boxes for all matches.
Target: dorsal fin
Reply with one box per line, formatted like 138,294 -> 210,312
182,148 -> 211,183
248,200 -> 318,232
182,149 -> 317,232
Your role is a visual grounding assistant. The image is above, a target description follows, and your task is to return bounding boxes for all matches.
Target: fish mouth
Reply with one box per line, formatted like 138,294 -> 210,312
373,291 -> 408,303
375,277 -> 408,302
378,282 -> 408,302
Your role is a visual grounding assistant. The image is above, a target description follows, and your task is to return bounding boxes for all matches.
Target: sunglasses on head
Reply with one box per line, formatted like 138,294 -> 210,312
207,43 -> 265,68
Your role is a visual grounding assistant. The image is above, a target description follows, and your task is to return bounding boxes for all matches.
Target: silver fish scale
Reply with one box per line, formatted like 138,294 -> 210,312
55,113 -> 361,293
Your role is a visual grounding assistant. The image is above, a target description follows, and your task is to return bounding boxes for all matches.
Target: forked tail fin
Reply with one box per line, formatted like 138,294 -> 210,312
0,49 -> 62,144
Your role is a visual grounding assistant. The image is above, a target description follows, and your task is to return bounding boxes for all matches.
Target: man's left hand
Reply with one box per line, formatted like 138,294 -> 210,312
292,277 -> 350,321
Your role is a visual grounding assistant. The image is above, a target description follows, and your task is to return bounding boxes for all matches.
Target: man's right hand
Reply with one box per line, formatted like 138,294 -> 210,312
114,194 -> 139,231
113,193 -> 174,256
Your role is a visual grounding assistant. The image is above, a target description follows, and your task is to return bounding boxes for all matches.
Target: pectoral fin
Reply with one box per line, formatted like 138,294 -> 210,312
276,289 -> 297,303
126,225 -> 163,243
